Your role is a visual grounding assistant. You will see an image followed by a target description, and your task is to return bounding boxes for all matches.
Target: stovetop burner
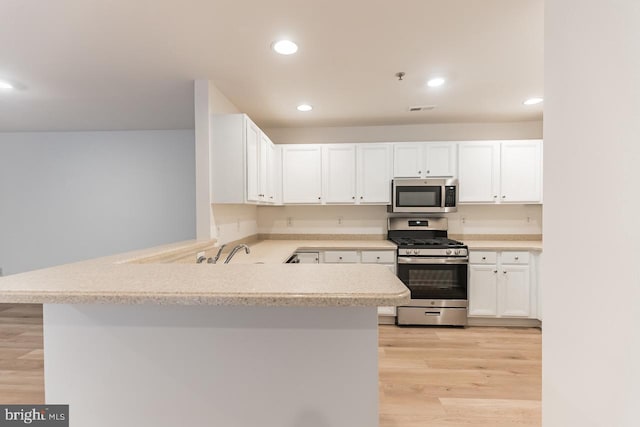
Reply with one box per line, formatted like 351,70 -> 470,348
389,237 -> 465,248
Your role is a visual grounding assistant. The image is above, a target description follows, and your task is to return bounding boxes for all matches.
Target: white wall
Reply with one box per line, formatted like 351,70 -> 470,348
263,121 -> 542,144
0,130 -> 196,275
544,1 -> 640,426
257,204 -> 542,236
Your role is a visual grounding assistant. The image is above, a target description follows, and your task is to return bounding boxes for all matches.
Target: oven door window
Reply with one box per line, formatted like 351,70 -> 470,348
395,186 -> 442,208
397,264 -> 467,300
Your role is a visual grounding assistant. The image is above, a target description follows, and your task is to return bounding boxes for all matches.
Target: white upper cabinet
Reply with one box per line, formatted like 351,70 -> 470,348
458,140 -> 543,204
282,145 -> 323,204
211,114 -> 281,205
393,142 -> 457,178
424,143 -> 457,177
458,142 -> 501,203
262,134 -> 281,204
245,119 -> 261,202
322,145 -> 357,203
357,144 -> 393,204
393,143 -> 423,178
500,140 -> 542,203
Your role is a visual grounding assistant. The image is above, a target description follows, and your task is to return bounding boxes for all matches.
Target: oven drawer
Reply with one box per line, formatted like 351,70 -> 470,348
361,251 -> 396,264
397,306 -> 468,326
469,251 -> 497,264
501,251 -> 530,264
323,251 -> 359,263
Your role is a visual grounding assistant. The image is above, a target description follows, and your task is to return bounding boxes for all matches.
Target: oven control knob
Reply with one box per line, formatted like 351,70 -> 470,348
446,249 -> 452,255
454,249 -> 461,255
413,249 -> 419,255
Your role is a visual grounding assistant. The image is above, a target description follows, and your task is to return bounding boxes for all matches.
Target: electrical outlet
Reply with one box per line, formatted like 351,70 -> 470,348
338,216 -> 343,225
287,217 -> 293,227
461,217 -> 466,224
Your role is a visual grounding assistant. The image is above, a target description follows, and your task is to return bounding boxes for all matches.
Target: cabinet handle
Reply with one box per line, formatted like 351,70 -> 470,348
270,196 -> 274,199
482,256 -> 486,260
493,195 -> 498,198
318,197 -> 321,200
502,195 -> 506,199
493,270 -> 498,273
339,257 -> 343,260
352,196 -> 355,199
514,256 -> 519,260
376,256 -> 380,260
426,170 -> 430,174
360,196 -> 363,199
418,170 -> 422,174
503,271 -> 507,274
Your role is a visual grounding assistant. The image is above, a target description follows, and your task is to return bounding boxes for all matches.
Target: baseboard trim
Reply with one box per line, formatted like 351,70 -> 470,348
467,317 -> 542,327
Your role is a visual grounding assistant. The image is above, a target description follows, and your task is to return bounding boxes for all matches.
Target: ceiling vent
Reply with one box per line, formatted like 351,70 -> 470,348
408,105 -> 436,112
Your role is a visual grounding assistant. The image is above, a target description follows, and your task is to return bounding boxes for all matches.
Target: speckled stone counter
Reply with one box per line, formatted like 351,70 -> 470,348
0,239 -> 409,306
463,240 -> 543,252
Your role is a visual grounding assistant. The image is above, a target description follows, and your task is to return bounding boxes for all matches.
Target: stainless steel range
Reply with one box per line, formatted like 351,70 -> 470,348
388,217 -> 468,326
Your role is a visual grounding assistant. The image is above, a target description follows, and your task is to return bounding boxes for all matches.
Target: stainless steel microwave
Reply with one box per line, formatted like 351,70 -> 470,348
389,178 -> 459,213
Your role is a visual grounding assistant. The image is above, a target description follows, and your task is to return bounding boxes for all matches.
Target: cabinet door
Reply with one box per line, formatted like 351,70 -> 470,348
499,265 -> 531,317
500,140 -> 542,203
265,139 -> 277,203
393,143 -> 423,178
322,144 -> 357,203
272,145 -> 283,205
258,133 -> 271,202
282,145 -> 322,204
468,264 -> 499,316
357,144 -> 393,204
245,119 -> 261,202
458,142 -> 500,202
425,143 -> 457,177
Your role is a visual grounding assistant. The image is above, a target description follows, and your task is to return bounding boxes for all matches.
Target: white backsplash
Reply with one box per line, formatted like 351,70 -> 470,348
256,204 -> 542,236
212,204 -> 258,244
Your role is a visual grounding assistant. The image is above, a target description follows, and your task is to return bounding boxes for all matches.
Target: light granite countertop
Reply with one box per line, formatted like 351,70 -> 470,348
463,240 -> 543,252
0,239 -> 409,307
222,240 -> 398,264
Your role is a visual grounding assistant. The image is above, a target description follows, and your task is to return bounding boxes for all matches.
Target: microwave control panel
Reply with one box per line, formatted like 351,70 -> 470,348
444,186 -> 457,207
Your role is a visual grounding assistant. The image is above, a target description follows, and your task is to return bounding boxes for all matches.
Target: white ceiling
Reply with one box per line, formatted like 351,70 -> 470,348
0,0 -> 543,131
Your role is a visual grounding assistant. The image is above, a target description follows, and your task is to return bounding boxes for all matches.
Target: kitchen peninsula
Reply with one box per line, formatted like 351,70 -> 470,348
0,240 -> 409,427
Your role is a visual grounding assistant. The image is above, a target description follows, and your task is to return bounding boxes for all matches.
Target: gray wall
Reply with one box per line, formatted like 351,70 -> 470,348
0,130 -> 196,275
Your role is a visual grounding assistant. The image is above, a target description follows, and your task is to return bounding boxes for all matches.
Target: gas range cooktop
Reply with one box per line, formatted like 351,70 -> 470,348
389,237 -> 465,249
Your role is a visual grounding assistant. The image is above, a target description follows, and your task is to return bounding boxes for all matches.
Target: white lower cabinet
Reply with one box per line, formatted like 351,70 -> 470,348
499,265 -> 531,317
468,251 -> 537,320
318,250 -> 397,321
468,265 -> 498,316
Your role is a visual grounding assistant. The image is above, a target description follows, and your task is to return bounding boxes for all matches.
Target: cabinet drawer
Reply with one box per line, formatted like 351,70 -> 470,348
469,251 -> 497,264
501,251 -> 530,264
323,251 -> 359,263
361,251 -> 396,264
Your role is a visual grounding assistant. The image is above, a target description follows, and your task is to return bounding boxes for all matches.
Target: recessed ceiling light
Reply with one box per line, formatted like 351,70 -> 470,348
523,97 -> 543,105
427,77 -> 446,88
272,40 -> 298,55
297,104 -> 313,112
0,80 -> 14,90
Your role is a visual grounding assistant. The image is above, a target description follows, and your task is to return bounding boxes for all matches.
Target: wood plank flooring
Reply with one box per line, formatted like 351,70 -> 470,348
0,304 -> 541,425
379,325 -> 541,426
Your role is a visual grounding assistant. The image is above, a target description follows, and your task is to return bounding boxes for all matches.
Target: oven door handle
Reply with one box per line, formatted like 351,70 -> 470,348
397,257 -> 469,265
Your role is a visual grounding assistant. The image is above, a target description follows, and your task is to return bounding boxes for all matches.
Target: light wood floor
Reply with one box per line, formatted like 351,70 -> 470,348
0,304 -> 541,426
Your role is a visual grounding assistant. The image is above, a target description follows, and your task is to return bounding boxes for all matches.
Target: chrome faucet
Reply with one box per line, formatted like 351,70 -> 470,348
208,244 -> 227,264
223,244 -> 251,264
